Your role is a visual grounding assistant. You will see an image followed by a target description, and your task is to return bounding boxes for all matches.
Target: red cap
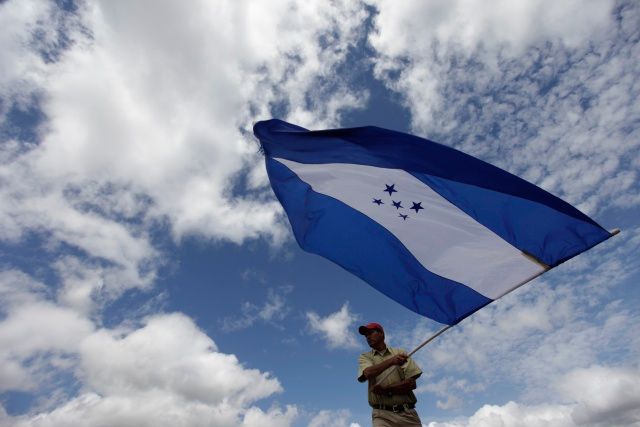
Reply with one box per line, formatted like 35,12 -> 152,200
358,322 -> 384,335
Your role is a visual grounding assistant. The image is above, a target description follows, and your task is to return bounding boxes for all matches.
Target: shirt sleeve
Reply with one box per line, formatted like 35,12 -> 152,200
357,353 -> 372,382
402,356 -> 422,379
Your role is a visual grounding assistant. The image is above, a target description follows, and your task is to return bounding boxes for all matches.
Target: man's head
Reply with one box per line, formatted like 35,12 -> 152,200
359,322 -> 385,350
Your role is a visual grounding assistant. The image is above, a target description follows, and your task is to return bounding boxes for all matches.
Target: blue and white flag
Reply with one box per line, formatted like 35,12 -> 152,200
254,119 -> 614,325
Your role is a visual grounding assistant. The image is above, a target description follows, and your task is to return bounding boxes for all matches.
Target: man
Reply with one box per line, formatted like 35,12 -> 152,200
357,322 -> 423,427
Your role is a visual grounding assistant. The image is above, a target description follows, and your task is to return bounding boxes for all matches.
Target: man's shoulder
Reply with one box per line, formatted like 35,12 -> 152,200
359,346 -> 406,359
358,350 -> 374,359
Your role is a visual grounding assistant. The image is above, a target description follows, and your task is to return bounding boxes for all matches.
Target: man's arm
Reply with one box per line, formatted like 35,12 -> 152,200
360,353 -> 408,381
372,375 -> 418,396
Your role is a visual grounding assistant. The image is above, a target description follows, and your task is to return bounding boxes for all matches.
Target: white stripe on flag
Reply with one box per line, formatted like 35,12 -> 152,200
275,158 -> 543,299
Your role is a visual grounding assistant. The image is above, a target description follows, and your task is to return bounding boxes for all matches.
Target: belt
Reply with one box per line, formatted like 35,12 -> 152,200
371,403 -> 415,413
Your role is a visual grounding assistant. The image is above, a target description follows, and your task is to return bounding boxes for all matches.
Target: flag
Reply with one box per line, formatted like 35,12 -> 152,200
253,119 -> 614,325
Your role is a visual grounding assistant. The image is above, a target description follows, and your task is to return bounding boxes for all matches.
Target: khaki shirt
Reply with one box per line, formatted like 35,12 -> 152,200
357,346 -> 422,406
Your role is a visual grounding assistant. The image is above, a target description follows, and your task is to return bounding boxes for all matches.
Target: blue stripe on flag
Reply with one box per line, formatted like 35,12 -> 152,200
255,119 -> 606,230
410,173 -> 611,267
267,157 -> 491,325
255,119 -> 612,267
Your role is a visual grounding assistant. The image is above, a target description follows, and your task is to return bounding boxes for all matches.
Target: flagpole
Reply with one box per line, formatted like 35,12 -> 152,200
374,228 -> 620,386
407,324 -> 452,357
376,267 -> 547,386
494,227 -> 620,300
493,260 -> 550,301
374,264 -> 554,386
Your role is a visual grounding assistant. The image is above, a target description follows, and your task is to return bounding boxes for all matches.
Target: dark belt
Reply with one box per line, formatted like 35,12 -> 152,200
371,403 -> 415,413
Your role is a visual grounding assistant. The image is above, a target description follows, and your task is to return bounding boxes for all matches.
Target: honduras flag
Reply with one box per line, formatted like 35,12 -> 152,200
253,119 -> 615,325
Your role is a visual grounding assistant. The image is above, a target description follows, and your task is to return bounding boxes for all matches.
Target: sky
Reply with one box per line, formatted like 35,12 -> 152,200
0,0 -> 639,426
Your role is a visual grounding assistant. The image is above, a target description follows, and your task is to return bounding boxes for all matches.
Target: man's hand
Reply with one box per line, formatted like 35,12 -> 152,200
362,352 -> 409,381
389,353 -> 408,366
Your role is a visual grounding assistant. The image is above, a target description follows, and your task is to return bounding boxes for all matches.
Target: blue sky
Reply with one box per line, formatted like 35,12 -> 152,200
0,1 -> 639,426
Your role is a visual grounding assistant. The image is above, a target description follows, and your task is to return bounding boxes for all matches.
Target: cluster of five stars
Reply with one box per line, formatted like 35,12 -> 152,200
372,184 -> 424,221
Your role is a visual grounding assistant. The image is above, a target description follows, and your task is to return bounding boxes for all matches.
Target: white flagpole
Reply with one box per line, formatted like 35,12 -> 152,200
375,227 -> 621,386
407,324 -> 452,357
375,266 -> 548,386
494,227 -> 620,300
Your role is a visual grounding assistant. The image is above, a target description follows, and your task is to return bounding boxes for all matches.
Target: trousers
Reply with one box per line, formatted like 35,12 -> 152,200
372,408 -> 422,426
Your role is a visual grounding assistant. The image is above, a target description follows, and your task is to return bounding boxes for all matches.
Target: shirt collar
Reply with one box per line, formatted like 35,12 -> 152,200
371,346 -> 390,357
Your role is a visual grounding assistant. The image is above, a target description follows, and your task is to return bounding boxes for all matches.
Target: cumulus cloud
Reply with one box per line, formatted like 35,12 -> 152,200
307,302 -> 359,349
0,0 -> 370,418
426,401 -> 574,427
397,228 -> 640,409
368,0 -> 614,57
307,409 -> 361,427
0,269 -> 297,426
79,314 -> 281,406
0,0 -> 370,317
2,313 -> 296,427
367,2 -> 640,415
558,365 -> 640,426
368,0 -> 639,216
241,405 -> 298,427
419,377 -> 485,410
426,365 -> 640,427
2,1 -> 638,425
0,270 -> 94,392
3,0 -> 369,244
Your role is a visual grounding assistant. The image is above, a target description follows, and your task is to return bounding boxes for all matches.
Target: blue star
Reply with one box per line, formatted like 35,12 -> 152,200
372,198 -> 384,205
392,200 -> 403,209
399,213 -> 408,220
410,202 -> 424,213
384,184 -> 397,196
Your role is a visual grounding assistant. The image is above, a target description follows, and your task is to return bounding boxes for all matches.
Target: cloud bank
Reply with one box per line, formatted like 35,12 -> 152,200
1,1 -> 638,426
368,0 -> 639,215
0,0 -> 370,425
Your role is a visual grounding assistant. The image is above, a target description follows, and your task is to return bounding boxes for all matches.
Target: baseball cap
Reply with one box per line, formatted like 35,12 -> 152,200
358,322 -> 384,335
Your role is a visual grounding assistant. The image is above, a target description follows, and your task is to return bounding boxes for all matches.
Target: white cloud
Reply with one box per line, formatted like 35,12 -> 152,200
427,401 -> 574,427
396,228 -> 640,409
419,377 -> 485,410
79,314 -> 281,406
0,0 -> 57,119
368,0 -> 614,57
3,313 -> 297,427
0,0 -> 371,318
558,365 -> 640,426
6,392 -> 292,427
426,365 -> 640,427
368,0 -> 639,216
0,270 -> 298,426
0,269 -> 48,309
1,0 -> 369,247
0,301 -> 92,362
2,1 -> 637,425
221,287 -> 291,331
307,409 -> 360,427
0,270 -> 94,392
241,405 -> 298,427
367,3 -> 640,412
307,302 -> 359,349
0,0 -> 370,416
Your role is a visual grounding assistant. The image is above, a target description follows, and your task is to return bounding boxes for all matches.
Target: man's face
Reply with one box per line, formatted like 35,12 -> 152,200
364,328 -> 384,348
